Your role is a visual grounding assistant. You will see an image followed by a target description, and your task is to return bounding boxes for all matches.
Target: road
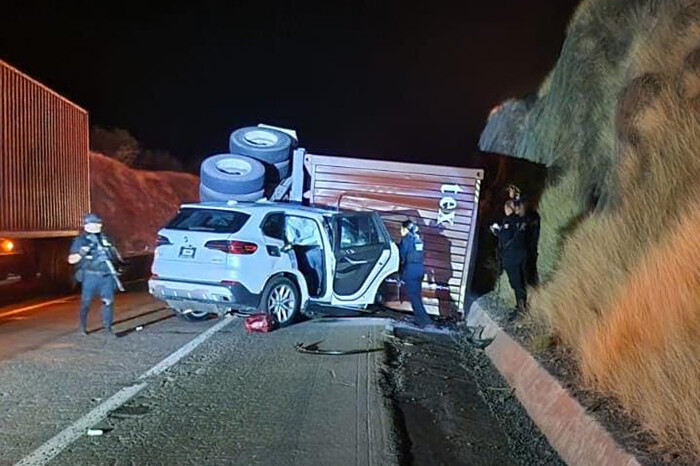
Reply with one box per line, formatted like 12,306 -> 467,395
0,287 -> 395,466
0,285 -> 559,466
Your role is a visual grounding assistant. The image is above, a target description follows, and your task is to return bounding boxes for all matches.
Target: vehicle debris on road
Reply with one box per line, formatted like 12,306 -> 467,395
295,341 -> 384,356
244,314 -> 277,333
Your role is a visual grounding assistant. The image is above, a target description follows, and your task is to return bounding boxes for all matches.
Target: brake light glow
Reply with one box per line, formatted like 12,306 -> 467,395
205,240 -> 258,255
0,239 -> 14,253
156,235 -> 172,247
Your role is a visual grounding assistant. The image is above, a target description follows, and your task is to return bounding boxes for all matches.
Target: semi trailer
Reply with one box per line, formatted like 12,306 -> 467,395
0,60 -> 90,289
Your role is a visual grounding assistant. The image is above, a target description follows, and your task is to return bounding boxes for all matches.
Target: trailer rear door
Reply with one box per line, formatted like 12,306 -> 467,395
304,153 -> 483,317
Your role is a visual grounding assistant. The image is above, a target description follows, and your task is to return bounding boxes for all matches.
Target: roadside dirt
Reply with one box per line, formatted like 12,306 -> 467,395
382,329 -> 563,465
480,294 -> 696,466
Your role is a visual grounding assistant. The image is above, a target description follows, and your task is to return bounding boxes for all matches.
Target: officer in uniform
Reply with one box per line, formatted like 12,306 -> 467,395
399,219 -> 432,328
68,213 -> 122,335
491,200 -> 528,313
518,196 -> 541,287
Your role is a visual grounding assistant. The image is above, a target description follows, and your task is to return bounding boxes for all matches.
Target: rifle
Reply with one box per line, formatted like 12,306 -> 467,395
85,234 -> 125,292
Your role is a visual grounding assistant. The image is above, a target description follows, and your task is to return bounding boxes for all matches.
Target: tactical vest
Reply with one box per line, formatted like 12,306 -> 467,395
406,233 -> 424,265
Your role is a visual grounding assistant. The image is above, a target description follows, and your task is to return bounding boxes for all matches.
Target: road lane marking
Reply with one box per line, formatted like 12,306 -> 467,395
14,382 -> 148,466
14,314 -> 235,466
0,298 -> 73,319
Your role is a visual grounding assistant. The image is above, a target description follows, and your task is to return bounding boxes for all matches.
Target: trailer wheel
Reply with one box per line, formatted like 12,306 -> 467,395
200,154 -> 265,194
228,127 -> 292,164
36,238 -> 75,292
199,183 -> 265,202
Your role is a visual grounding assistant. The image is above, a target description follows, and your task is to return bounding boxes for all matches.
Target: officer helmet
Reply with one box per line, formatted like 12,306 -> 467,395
83,213 -> 103,226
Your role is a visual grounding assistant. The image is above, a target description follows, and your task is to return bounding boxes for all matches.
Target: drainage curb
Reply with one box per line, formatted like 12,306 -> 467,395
467,302 -> 642,466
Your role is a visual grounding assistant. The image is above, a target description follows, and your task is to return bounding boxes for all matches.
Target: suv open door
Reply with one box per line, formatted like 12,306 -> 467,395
330,212 -> 398,307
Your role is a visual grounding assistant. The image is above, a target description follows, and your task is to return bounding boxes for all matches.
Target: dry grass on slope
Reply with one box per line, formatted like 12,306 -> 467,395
528,0 -> 700,455
580,206 -> 700,455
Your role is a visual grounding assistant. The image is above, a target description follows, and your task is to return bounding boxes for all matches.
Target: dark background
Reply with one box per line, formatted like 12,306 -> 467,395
0,0 -> 579,170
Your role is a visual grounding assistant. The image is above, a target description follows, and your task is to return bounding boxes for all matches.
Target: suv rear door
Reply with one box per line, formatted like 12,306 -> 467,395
330,212 -> 393,305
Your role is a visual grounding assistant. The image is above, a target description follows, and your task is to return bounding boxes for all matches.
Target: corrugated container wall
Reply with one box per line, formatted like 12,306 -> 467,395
305,154 -> 482,316
0,60 -> 90,238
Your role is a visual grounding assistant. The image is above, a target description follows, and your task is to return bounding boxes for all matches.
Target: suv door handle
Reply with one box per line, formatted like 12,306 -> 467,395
341,257 -> 369,266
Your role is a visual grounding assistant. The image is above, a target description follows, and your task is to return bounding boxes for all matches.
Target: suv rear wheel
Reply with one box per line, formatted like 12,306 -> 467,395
261,276 -> 300,327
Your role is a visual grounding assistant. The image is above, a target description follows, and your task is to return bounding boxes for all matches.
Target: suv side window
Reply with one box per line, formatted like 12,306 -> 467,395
339,214 -> 380,249
261,213 -> 285,241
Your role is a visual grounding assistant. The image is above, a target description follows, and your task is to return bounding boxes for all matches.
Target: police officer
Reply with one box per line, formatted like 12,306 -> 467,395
67,214 -> 122,335
518,196 -> 541,287
399,220 -> 432,328
491,200 -> 528,313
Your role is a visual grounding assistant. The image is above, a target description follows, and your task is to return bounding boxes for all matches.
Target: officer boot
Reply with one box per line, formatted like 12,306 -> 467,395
516,297 -> 527,314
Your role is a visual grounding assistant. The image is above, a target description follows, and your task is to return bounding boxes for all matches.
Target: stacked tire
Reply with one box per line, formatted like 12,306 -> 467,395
229,127 -> 294,184
199,154 -> 266,202
199,127 -> 294,202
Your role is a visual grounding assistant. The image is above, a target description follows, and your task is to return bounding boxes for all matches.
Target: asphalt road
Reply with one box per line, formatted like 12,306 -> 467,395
0,285 -> 557,466
0,289 -> 396,466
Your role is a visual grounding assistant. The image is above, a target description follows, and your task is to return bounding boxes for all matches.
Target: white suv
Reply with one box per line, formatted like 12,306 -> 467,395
149,201 -> 399,325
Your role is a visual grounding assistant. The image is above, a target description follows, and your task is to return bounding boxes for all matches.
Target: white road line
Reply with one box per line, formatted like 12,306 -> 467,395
14,314 -> 235,466
139,315 -> 234,379
14,382 -> 148,466
0,298 -> 73,319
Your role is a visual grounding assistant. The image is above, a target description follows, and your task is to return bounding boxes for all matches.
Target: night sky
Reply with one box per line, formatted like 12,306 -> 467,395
1,1 -> 579,170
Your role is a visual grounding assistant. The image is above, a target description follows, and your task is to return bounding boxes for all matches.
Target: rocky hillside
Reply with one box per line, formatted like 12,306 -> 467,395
480,0 -> 700,457
89,152 -> 199,255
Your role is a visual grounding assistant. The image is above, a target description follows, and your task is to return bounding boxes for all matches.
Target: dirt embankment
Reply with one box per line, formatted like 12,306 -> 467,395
89,152 -> 199,256
479,0 -> 700,459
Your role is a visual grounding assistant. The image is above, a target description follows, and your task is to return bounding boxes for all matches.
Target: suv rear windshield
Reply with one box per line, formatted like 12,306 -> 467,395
166,208 -> 250,233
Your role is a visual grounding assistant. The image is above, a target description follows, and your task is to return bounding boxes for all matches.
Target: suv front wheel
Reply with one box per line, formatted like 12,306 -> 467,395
261,276 -> 300,327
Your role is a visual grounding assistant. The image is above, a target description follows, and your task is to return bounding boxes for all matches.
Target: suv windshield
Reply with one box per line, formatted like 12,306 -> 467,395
166,208 -> 250,233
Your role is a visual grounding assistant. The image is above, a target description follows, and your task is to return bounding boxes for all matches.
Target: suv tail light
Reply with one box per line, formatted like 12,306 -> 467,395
205,240 -> 258,255
156,235 -> 172,247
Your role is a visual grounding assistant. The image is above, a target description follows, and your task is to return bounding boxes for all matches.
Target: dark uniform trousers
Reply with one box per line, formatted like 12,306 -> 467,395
503,254 -> 527,309
400,233 -> 431,328
403,265 -> 431,327
79,271 -> 116,332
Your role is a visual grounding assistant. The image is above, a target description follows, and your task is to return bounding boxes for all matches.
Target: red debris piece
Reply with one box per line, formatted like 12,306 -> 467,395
244,314 -> 277,333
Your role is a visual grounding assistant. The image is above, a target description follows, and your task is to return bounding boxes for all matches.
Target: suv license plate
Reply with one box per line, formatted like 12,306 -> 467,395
179,246 -> 196,258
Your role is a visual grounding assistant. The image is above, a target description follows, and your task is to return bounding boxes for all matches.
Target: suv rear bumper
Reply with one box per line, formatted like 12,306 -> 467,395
148,278 -> 261,314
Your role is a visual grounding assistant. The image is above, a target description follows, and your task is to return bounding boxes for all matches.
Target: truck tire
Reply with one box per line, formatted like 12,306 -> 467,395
228,127 -> 293,164
200,154 -> 265,194
263,158 -> 292,185
274,159 -> 292,179
36,238 -> 76,292
199,183 -> 265,202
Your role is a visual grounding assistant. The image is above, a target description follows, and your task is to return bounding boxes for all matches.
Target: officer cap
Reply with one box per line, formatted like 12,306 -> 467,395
83,213 -> 103,225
